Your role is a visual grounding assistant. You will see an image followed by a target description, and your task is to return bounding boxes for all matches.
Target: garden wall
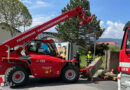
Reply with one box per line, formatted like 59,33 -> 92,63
104,50 -> 119,73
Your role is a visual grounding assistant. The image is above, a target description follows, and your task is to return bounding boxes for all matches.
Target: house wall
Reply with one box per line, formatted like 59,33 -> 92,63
0,24 -> 20,44
0,24 -> 12,43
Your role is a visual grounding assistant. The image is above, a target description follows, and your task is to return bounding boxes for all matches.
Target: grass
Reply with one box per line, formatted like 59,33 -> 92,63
100,56 -> 105,69
80,55 -> 86,69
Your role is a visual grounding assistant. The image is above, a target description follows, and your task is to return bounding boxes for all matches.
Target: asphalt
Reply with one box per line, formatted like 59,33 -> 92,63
2,77 -> 117,90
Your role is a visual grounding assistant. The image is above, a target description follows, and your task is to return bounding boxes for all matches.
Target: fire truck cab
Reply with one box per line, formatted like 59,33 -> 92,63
118,21 -> 130,90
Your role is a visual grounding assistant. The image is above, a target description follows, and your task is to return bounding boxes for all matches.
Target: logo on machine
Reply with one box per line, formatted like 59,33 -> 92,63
17,31 -> 36,42
36,59 -> 46,63
42,66 -> 52,70
57,71 -> 60,75
121,67 -> 129,72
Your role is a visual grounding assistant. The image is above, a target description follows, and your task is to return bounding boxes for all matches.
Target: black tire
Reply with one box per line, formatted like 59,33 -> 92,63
5,66 -> 29,87
61,66 -> 79,83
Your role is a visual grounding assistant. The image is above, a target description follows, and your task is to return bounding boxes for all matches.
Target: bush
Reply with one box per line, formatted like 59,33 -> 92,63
95,44 -> 109,55
88,43 -> 109,56
78,45 -> 88,55
109,45 -> 120,52
78,43 -> 109,56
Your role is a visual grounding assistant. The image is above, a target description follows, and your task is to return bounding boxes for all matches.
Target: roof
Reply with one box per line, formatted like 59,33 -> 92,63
0,23 -> 21,33
123,21 -> 130,31
97,42 -> 117,45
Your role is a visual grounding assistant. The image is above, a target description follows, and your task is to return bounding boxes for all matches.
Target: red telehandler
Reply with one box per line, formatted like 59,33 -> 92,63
0,6 -> 93,87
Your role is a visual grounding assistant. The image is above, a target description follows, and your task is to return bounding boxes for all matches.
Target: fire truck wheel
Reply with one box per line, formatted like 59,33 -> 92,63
5,66 -> 29,87
61,66 -> 79,83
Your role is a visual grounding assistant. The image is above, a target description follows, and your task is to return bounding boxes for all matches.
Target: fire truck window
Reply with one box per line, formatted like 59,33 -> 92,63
126,30 -> 130,49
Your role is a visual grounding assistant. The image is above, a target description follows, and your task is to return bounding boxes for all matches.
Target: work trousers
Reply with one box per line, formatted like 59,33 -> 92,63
87,58 -> 92,66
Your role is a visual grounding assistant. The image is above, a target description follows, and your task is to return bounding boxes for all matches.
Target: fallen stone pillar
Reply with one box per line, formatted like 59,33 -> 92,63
80,57 -> 103,78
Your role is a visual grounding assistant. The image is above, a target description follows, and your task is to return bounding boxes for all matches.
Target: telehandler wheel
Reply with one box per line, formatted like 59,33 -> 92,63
61,66 -> 79,83
5,66 -> 29,87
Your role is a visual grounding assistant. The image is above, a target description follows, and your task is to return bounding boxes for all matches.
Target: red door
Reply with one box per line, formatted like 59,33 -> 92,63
26,40 -> 64,78
119,28 -> 130,73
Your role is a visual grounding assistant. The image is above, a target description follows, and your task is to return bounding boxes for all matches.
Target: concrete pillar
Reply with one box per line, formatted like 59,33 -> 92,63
104,50 -> 119,73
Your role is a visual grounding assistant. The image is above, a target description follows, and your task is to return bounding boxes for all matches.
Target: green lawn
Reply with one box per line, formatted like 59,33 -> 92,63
80,55 -> 87,69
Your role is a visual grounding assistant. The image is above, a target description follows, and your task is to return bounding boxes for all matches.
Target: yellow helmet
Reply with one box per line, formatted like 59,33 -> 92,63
88,51 -> 91,54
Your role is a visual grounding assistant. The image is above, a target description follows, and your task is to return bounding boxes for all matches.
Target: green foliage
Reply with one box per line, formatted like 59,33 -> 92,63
80,55 -> 86,69
78,45 -> 88,55
79,43 -> 109,56
109,45 -> 120,52
0,0 -> 32,36
22,5 -> 32,32
99,56 -> 105,69
95,44 -> 109,55
55,0 -> 105,47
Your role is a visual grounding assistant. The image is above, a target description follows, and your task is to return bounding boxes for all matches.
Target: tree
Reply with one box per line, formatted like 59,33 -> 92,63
55,0 -> 105,48
0,0 -> 32,37
89,43 -> 109,56
22,6 -> 32,32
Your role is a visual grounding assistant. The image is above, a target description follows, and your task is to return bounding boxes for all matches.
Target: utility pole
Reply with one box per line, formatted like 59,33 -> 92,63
93,33 -> 96,59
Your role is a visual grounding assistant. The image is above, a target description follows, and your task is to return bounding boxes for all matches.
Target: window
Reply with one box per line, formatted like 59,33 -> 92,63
126,30 -> 130,49
121,31 -> 126,49
28,41 -> 37,52
28,41 -> 56,56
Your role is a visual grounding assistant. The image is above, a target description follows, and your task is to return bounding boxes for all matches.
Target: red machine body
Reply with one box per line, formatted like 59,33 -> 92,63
119,21 -> 130,73
0,6 -> 93,87
0,39 -> 65,78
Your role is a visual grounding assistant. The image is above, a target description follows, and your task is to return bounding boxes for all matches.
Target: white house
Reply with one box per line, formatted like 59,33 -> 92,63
0,23 -> 21,44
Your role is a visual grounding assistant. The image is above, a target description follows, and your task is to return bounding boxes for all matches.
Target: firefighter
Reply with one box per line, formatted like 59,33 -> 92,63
86,51 -> 93,66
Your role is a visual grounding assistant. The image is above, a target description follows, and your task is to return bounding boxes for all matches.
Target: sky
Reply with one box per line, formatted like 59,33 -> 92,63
20,0 -> 130,39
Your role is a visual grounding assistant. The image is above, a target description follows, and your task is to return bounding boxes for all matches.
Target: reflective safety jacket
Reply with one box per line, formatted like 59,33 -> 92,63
87,54 -> 92,59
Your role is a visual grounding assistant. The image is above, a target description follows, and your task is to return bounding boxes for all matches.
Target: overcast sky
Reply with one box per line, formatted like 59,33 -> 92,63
20,0 -> 130,39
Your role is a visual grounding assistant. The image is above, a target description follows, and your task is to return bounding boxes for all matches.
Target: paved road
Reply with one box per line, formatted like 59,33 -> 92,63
2,78 -> 117,90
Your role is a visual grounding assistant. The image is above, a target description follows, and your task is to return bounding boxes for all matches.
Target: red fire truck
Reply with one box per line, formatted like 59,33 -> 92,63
118,21 -> 130,90
0,6 -> 93,87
